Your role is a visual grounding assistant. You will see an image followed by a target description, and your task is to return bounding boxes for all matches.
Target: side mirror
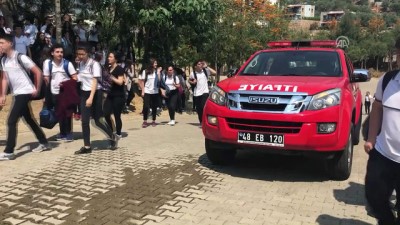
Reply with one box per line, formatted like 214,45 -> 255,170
351,71 -> 371,83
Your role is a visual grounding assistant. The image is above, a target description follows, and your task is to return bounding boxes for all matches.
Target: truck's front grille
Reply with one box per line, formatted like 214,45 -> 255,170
226,118 -> 302,134
240,103 -> 287,111
227,91 -> 311,114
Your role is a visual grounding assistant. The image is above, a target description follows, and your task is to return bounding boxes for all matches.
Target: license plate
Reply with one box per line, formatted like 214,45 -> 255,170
238,132 -> 284,147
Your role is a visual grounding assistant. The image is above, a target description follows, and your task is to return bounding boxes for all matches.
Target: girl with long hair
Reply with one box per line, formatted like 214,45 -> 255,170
103,52 -> 125,139
139,58 -> 161,128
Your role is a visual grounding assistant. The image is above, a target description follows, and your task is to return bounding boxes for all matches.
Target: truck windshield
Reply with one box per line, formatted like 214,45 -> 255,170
240,51 -> 342,77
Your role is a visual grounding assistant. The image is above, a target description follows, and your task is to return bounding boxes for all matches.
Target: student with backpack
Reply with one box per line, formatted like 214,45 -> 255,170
103,52 -> 125,140
75,45 -> 117,154
160,66 -> 180,126
42,43 -> 78,142
139,58 -> 162,128
0,33 -> 50,160
188,60 -> 216,124
364,37 -> 400,225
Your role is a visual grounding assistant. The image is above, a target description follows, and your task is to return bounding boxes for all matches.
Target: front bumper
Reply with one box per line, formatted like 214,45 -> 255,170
202,100 -> 349,152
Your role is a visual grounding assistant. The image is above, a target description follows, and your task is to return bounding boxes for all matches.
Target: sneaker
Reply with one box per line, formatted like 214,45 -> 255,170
56,134 -> 66,141
65,133 -> 74,142
74,147 -> 92,155
168,120 -> 176,126
109,134 -> 118,150
32,143 -> 51,153
142,122 -> 149,128
115,134 -> 122,140
152,121 -> 157,127
157,108 -> 162,116
0,153 -> 16,161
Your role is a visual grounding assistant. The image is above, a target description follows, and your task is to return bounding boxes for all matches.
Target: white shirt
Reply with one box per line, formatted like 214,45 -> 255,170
14,36 -> 30,55
43,59 -> 77,95
74,26 -> 87,42
40,24 -> 47,33
139,70 -> 158,94
374,71 -> 400,163
88,27 -> 99,42
164,75 -> 180,91
24,24 -> 38,45
2,27 -> 11,34
190,69 -> 210,97
2,51 -> 36,95
78,59 -> 101,91
365,95 -> 372,102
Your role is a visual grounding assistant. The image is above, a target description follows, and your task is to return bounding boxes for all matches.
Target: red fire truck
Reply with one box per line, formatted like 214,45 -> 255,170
202,40 -> 370,180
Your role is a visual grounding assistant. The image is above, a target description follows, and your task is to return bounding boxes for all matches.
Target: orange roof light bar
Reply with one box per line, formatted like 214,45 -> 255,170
267,40 -> 337,48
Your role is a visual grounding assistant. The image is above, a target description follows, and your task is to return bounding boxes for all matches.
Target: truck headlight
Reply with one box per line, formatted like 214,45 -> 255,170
209,86 -> 227,106
308,89 -> 341,110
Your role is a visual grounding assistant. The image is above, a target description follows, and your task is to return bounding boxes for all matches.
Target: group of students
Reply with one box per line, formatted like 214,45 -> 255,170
139,58 -> 216,127
0,33 -> 123,160
0,31 -> 217,161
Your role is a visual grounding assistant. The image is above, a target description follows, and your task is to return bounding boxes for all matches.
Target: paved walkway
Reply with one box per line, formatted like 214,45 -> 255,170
0,80 -> 379,225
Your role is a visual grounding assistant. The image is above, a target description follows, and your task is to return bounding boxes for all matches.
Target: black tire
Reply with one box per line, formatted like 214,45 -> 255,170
325,129 -> 353,180
353,109 -> 362,145
205,139 -> 236,165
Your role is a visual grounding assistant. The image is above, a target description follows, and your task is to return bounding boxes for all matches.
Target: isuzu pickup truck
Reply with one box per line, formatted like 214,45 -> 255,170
202,40 -> 370,180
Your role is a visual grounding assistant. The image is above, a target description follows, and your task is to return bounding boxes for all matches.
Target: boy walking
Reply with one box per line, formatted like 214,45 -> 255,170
0,34 -> 50,160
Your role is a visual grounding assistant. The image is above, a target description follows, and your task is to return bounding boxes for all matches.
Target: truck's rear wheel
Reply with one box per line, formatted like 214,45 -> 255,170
205,139 -> 236,165
325,130 -> 353,180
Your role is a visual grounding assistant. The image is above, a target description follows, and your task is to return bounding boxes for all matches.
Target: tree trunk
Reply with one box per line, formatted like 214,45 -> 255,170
55,0 -> 62,43
376,57 -> 379,71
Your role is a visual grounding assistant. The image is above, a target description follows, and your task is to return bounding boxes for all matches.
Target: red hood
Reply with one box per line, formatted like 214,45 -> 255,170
218,76 -> 344,95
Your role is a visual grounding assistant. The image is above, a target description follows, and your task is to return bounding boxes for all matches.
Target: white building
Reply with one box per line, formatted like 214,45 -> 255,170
286,4 -> 315,20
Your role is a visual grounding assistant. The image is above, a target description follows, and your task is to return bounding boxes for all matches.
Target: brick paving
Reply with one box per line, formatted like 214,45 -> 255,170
0,81 -> 379,225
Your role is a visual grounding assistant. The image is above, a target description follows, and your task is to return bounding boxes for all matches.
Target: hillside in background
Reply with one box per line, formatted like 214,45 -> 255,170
283,0 -> 400,27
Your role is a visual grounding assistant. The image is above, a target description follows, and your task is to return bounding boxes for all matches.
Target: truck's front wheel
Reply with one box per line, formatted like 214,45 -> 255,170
205,139 -> 236,165
325,130 -> 353,180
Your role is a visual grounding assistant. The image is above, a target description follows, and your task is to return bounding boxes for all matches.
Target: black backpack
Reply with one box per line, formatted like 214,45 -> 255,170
362,70 -> 399,141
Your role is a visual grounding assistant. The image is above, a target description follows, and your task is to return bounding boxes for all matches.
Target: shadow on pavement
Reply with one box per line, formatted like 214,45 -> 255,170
188,123 -> 201,127
48,132 -> 83,141
15,141 -> 61,159
333,182 -> 367,206
198,150 -> 329,182
316,214 -> 372,225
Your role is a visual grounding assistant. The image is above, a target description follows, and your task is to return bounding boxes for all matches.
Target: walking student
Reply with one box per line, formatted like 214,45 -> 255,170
75,45 -> 117,154
0,33 -> 50,160
364,37 -> 400,225
161,66 -> 180,126
139,58 -> 161,128
188,60 -> 216,124
365,91 -> 372,115
43,43 -> 77,142
103,52 -> 125,140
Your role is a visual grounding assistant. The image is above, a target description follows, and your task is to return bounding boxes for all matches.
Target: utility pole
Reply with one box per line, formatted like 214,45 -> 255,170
55,0 -> 62,43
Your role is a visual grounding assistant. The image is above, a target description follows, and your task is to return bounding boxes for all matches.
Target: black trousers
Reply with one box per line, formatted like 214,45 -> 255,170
143,93 -> 159,121
126,85 -> 135,107
365,149 -> 400,225
80,90 -> 113,147
194,93 -> 209,123
365,101 -> 371,114
166,90 -> 178,120
104,95 -> 125,135
5,94 -> 47,153
52,95 -> 72,136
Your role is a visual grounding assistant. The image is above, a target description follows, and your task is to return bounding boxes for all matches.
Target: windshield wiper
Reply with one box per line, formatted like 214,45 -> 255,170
272,74 -> 301,76
240,73 -> 259,76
